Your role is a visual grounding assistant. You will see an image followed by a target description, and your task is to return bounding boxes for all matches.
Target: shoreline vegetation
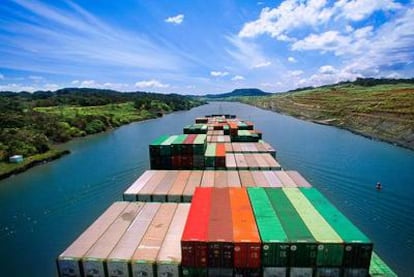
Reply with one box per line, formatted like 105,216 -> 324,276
0,88 -> 205,180
235,80 -> 414,151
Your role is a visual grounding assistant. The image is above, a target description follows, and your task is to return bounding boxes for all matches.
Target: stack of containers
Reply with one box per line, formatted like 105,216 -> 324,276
183,124 -> 208,134
208,188 -> 234,277
149,134 -> 207,170
229,188 -> 262,277
181,188 -> 212,276
195,117 -> 208,124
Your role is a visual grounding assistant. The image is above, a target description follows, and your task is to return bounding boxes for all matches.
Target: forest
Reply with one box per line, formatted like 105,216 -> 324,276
0,88 -> 205,162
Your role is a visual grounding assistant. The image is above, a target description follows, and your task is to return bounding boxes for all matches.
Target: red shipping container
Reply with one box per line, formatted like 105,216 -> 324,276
183,134 -> 197,155
181,187 -> 212,267
229,188 -> 261,269
208,188 -> 234,268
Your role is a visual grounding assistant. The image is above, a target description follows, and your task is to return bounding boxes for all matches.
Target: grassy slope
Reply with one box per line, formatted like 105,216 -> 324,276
239,83 -> 414,150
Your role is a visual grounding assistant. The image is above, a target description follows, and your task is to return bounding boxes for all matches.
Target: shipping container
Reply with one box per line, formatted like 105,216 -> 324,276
82,202 -> 144,277
201,170 -> 215,187
57,202 -> 130,277
368,252 -> 397,277
138,171 -> 168,202
131,203 -> 177,277
149,135 -> 169,156
274,171 -> 296,187
152,171 -> 179,202
208,188 -> 234,277
106,203 -> 161,277
300,188 -> 373,272
181,170 -> 203,202
234,153 -> 248,169
286,171 -> 312,188
205,144 -> 217,169
239,171 -> 256,187
245,153 -> 260,170
227,170 -> 242,187
229,188 -> 261,276
261,154 -> 281,170
181,188 -> 212,276
168,171 -> 192,202
123,171 -> 157,201
263,171 -> 283,188
252,153 -> 269,170
157,204 -> 191,277
265,188 -> 317,272
250,171 -> 270,187
248,188 -> 289,277
282,188 -> 344,269
213,170 -> 228,188
225,153 -> 237,170
183,134 -> 197,155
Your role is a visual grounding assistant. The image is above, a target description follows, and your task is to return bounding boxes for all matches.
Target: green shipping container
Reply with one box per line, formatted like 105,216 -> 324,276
265,188 -> 317,268
193,135 -> 207,155
369,252 -> 397,277
149,135 -> 169,156
172,134 -> 187,155
205,143 -> 216,168
282,188 -> 344,267
160,135 -> 178,156
300,187 -> 373,269
248,188 -> 289,268
182,267 -> 208,277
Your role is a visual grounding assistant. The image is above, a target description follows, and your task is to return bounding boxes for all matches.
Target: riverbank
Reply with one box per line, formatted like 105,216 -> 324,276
238,83 -> 414,151
0,149 -> 70,180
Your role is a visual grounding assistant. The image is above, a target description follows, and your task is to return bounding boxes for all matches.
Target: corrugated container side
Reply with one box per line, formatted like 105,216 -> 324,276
262,154 -> 281,170
123,170 -> 156,201
201,170 -> 215,187
229,188 -> 261,271
168,171 -> 191,202
106,203 -> 161,277
234,153 -> 248,170
182,170 -> 203,202
57,202 -> 129,277
252,153 -> 269,170
247,188 -> 289,268
265,188 -> 317,269
368,252 -> 397,277
224,143 -> 233,153
131,203 -> 177,277
183,134 -> 197,155
251,171 -> 270,187
282,188 -> 344,267
286,171 -> 312,188
227,170 -> 242,187
82,203 -> 144,277
300,188 -> 373,269
138,171 -> 168,202
274,171 -> 296,187
149,135 -> 169,156
225,153 -> 237,170
239,170 -> 256,187
245,153 -> 259,170
181,188 -> 212,268
152,171 -> 179,202
263,171 -> 282,187
157,204 -> 191,277
208,188 -> 234,276
213,170 -> 228,188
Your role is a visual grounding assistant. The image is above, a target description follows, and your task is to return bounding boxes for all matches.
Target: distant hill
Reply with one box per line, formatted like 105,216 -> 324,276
204,88 -> 270,99
238,79 -> 414,150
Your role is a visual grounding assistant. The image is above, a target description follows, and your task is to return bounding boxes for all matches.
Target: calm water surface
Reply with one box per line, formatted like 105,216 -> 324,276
0,102 -> 413,276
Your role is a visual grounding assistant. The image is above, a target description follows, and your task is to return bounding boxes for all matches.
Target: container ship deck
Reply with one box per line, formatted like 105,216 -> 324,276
57,114 -> 397,277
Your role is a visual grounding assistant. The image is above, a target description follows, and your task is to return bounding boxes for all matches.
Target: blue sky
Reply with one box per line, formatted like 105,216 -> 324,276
0,0 -> 413,94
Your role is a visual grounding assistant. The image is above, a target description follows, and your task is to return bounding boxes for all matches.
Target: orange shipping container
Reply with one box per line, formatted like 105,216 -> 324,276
229,188 -> 261,272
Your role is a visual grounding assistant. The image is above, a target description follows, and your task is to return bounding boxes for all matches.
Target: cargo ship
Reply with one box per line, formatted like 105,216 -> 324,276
57,115 -> 397,277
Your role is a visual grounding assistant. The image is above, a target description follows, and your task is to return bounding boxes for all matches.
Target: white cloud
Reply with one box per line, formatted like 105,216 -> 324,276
319,65 -> 336,74
210,71 -> 229,77
71,80 -> 80,85
80,80 -> 97,88
135,79 -> 170,89
226,35 -> 273,69
232,75 -> 245,81
0,83 -> 36,92
335,0 -> 402,21
289,70 -> 304,76
239,0 -> 334,40
253,61 -> 272,68
44,83 -> 60,90
288,57 -> 297,63
165,14 -> 184,25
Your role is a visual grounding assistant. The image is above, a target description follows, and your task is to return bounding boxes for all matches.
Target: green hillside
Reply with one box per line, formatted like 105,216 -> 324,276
239,82 -> 414,150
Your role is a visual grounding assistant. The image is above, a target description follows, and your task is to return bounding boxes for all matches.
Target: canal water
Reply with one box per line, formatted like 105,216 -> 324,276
0,102 -> 413,276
